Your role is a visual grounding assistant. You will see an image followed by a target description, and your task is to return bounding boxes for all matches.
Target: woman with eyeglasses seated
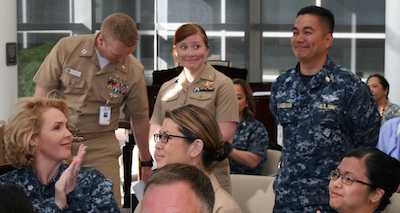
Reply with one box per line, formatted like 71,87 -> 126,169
327,147 -> 400,213
0,97 -> 120,212
135,104 -> 241,213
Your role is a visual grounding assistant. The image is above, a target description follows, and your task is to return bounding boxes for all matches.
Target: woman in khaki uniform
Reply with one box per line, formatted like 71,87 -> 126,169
149,23 -> 239,194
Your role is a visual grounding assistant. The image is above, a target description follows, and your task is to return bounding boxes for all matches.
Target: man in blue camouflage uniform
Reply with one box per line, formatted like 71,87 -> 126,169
269,6 -> 380,212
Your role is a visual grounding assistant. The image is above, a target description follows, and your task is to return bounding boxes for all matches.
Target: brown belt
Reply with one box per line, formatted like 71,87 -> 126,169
72,131 -> 114,142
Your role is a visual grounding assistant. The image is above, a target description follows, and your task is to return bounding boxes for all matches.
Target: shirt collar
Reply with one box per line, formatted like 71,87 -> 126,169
176,63 -> 216,84
293,56 -> 335,89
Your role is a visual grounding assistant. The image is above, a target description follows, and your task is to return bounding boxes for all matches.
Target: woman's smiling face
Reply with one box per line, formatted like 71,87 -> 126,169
329,157 -> 375,213
154,118 -> 192,168
174,33 -> 209,72
30,107 -> 73,163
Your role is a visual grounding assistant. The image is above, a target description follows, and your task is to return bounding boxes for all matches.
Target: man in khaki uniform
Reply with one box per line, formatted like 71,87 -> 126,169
33,13 -> 152,208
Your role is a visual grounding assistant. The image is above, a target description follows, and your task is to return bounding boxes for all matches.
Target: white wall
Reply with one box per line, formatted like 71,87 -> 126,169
385,0 -> 400,105
0,0 -> 17,121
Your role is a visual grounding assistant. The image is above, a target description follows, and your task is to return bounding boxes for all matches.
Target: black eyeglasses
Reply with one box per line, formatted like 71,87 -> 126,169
154,133 -> 189,143
330,169 -> 372,186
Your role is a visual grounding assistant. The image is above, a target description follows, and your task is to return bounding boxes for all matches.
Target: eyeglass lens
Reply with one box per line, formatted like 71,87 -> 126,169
330,170 -> 371,186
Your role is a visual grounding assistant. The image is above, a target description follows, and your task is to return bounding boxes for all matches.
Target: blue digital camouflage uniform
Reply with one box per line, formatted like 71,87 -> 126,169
0,164 -> 120,213
230,114 -> 269,175
269,57 -> 380,213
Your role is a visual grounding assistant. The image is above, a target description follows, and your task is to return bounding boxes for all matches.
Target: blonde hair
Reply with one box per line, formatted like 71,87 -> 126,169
4,97 -> 69,168
100,13 -> 138,47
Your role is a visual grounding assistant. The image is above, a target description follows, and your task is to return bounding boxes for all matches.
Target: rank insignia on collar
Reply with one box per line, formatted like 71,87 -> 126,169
325,76 -> 330,83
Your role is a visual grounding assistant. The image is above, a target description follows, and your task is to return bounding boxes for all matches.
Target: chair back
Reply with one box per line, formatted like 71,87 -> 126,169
152,67 -> 182,85
212,65 -> 247,80
231,174 -> 275,213
207,60 -> 231,67
383,193 -> 400,213
0,120 -> 6,164
261,149 -> 282,176
0,163 -> 15,175
152,65 -> 248,85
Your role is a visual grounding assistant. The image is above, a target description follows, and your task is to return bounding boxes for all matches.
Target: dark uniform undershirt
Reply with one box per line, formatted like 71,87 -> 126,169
296,64 -> 315,86
300,72 -> 314,86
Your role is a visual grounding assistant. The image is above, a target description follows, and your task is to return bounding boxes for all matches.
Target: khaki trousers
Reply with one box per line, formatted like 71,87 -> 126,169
71,133 -> 122,209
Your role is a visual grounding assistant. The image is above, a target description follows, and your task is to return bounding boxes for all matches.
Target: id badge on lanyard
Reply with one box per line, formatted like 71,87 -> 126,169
99,99 -> 111,125
277,124 -> 283,147
99,105 -> 111,125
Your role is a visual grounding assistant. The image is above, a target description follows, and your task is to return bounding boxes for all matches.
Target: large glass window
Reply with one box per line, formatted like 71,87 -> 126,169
261,0 -> 385,79
155,0 -> 248,74
17,0 -> 385,96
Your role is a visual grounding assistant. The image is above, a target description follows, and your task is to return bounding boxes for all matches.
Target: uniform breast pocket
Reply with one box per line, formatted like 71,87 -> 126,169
189,91 -> 214,101
60,72 -> 85,94
276,107 -> 297,126
160,90 -> 180,102
311,101 -> 343,142
315,102 -> 341,128
101,89 -> 124,106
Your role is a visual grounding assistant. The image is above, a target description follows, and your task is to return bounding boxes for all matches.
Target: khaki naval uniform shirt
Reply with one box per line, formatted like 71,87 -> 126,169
34,33 -> 149,134
33,33 -> 149,208
209,172 -> 242,213
150,63 -> 238,125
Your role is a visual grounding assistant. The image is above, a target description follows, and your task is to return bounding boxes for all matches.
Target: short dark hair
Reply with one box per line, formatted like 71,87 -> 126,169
144,163 -> 215,213
367,74 -> 390,99
344,147 -> 400,211
297,6 -> 335,33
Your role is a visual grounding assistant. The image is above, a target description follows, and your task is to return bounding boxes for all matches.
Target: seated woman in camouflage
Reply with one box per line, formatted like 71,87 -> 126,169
0,97 -> 120,212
